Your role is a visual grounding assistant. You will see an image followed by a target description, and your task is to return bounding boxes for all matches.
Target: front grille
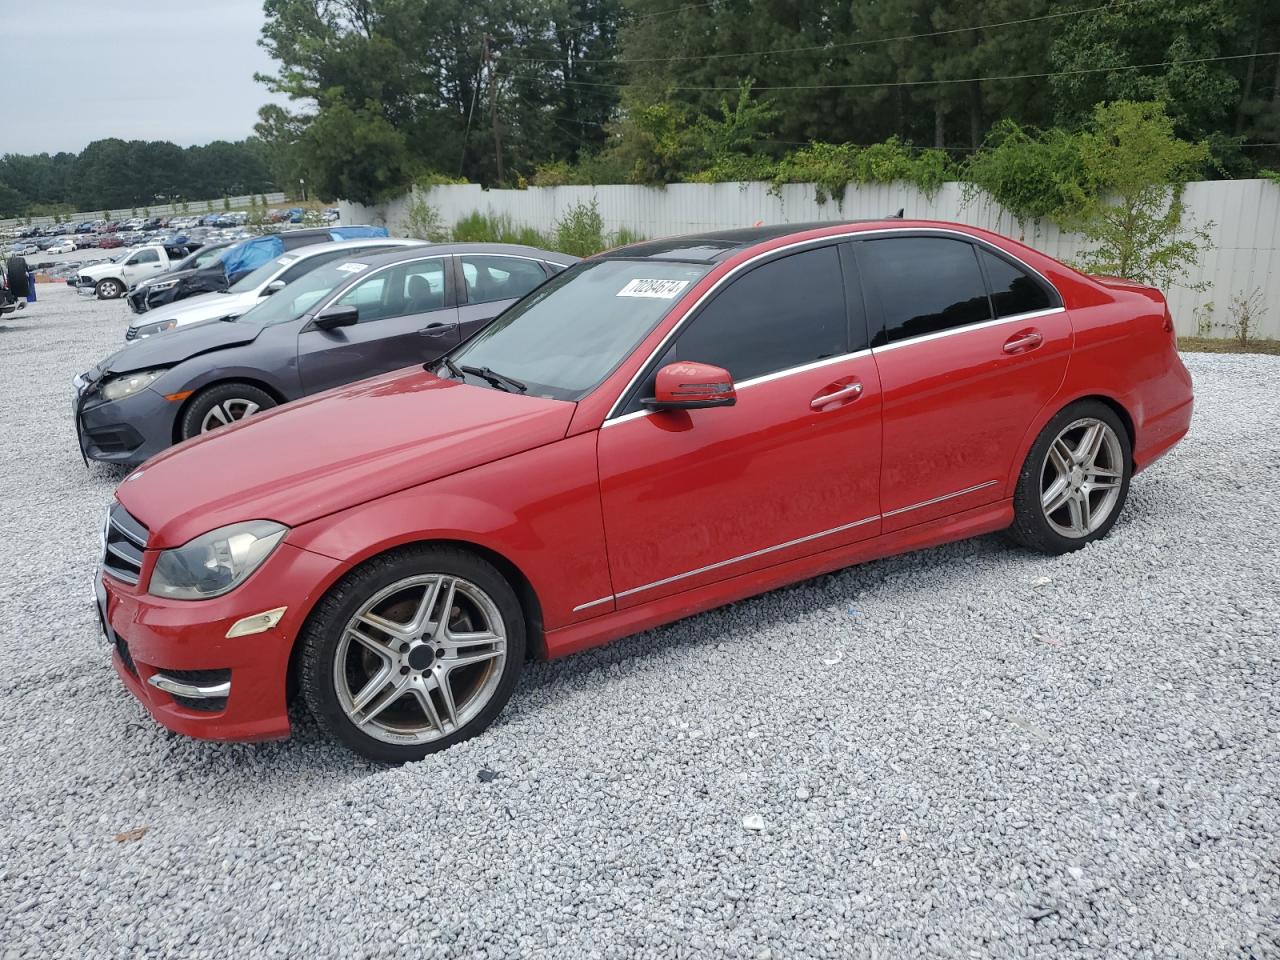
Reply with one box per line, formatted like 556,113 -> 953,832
102,503 -> 148,585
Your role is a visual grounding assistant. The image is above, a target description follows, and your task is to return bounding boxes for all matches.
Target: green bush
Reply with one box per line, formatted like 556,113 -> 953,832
769,138 -> 953,206
554,199 -> 607,257
451,211 -> 551,247
963,120 -> 1091,223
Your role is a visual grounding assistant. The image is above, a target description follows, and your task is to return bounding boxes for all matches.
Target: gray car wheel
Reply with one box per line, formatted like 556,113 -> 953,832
95,278 -> 123,300
179,383 -> 277,441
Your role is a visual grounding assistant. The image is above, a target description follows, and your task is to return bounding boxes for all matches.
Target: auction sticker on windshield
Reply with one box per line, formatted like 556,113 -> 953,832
336,262 -> 369,274
616,278 -> 690,299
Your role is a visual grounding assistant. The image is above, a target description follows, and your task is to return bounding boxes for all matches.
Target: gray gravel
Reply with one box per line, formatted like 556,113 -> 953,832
1,284 -> 1277,959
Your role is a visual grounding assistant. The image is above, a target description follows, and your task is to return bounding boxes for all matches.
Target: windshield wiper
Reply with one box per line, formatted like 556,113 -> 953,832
434,356 -> 463,379
461,364 -> 527,393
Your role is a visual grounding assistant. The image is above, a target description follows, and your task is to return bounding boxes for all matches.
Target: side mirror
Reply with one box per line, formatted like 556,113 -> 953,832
262,279 -> 287,296
313,305 -> 359,330
643,361 -> 736,411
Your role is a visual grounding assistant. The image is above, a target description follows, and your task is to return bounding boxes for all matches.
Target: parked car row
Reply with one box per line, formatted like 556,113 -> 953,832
68,225 -> 388,304
82,220 -> 1195,765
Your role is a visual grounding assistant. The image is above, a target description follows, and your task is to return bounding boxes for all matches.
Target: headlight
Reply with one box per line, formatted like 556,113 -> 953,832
148,279 -> 179,292
132,319 -> 176,339
100,369 -> 166,401
149,520 -> 288,600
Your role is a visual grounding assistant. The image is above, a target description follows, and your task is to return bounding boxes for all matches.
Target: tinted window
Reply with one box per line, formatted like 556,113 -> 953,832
460,255 -> 548,304
658,245 -> 847,383
333,258 -> 446,323
979,248 -> 1052,318
861,238 -> 991,343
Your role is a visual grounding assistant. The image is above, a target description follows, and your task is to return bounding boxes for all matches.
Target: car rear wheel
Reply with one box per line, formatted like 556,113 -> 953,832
95,278 -> 123,300
1008,400 -> 1132,554
299,546 -> 525,763
179,382 -> 277,440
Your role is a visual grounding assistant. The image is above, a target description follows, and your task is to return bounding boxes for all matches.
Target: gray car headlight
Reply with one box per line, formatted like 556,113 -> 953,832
148,279 -> 180,291
132,318 -> 176,339
100,369 -> 166,401
149,520 -> 288,600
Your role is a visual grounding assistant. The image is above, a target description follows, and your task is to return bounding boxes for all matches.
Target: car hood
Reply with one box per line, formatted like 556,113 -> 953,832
114,369 -> 576,548
78,262 -> 120,279
93,318 -> 264,378
138,266 -> 197,287
130,289 -> 258,330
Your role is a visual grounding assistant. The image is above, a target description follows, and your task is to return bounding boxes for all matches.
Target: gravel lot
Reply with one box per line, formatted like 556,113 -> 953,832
1,284 -> 1277,959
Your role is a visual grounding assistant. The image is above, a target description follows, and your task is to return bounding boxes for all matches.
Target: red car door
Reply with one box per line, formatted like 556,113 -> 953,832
597,243 -> 882,610
857,235 -> 1072,532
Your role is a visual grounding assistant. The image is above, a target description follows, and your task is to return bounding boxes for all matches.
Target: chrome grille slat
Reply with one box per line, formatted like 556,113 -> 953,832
102,504 -> 148,586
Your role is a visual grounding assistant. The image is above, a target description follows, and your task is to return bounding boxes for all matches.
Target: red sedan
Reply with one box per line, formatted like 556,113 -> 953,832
96,220 -> 1193,762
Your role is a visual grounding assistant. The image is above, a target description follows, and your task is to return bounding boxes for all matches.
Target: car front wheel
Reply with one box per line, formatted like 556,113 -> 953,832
95,278 -> 123,299
178,382 -> 277,440
299,546 -> 525,763
1008,400 -> 1132,554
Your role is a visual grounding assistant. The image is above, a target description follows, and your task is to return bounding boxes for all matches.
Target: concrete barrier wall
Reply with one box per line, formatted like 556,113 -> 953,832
3,192 -> 289,230
342,179 -> 1280,339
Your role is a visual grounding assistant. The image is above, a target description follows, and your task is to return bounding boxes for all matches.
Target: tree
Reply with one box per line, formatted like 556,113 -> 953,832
297,100 -> 418,204
1071,101 -> 1212,290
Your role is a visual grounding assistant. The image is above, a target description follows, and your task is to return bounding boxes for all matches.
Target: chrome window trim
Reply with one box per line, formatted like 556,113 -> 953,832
603,226 -> 1062,421
572,478 -> 1001,611
873,306 -> 1066,353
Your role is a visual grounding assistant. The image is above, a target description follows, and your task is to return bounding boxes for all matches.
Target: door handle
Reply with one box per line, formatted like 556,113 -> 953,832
810,381 -> 863,411
418,322 -> 459,337
1003,330 -> 1043,354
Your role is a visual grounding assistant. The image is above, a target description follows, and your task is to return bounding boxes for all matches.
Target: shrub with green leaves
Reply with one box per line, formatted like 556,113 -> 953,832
769,139 -> 952,206
963,120 -> 1091,223
554,199 -> 607,257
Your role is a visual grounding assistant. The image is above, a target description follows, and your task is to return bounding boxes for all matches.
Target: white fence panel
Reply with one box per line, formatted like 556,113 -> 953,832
342,179 -> 1280,338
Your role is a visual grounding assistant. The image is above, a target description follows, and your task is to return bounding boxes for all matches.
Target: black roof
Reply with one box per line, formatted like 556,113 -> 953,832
599,221 -> 898,263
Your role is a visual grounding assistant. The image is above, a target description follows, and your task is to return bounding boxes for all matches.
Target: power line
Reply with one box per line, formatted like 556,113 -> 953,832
623,0 -> 720,23
504,0 -> 1152,65
513,50 -> 1280,92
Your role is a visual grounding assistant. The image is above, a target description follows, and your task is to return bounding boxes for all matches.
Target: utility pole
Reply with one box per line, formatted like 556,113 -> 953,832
484,33 -> 504,185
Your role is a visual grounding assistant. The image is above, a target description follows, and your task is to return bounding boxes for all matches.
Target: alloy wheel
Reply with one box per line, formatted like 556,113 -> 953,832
1039,417 -> 1124,538
333,574 -> 507,746
200,399 -> 260,432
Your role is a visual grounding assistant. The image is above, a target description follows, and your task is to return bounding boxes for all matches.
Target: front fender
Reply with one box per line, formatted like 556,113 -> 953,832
285,432 -> 612,634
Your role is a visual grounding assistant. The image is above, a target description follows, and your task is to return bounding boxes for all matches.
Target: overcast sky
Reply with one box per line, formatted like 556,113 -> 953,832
10,0 -> 291,155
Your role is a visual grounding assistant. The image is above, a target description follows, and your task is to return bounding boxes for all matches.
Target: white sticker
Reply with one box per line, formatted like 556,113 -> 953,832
616,278 -> 690,299
336,262 -> 369,274
277,256 -> 298,266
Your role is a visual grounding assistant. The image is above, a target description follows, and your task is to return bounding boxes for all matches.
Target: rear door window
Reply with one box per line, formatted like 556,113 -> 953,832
459,255 -> 548,304
859,237 -> 992,344
978,248 -> 1054,318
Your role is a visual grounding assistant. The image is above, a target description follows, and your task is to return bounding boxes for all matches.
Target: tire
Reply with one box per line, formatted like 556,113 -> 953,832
1008,400 -> 1132,554
299,546 -> 526,763
5,257 -> 29,298
178,382 -> 277,440
95,278 -> 124,300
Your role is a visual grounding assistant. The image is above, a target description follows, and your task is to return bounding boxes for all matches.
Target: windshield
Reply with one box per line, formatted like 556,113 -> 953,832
228,254 -> 293,293
447,259 -> 711,401
235,257 -> 371,326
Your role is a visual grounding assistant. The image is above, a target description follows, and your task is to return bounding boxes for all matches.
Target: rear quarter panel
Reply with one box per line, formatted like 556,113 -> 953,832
1002,273 -> 1193,487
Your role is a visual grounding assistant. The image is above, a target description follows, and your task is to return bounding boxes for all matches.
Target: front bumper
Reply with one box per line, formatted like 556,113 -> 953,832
74,380 -> 175,466
98,541 -> 342,742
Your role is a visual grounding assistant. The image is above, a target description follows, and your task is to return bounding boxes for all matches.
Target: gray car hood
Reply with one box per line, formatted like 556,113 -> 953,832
96,318 -> 265,377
